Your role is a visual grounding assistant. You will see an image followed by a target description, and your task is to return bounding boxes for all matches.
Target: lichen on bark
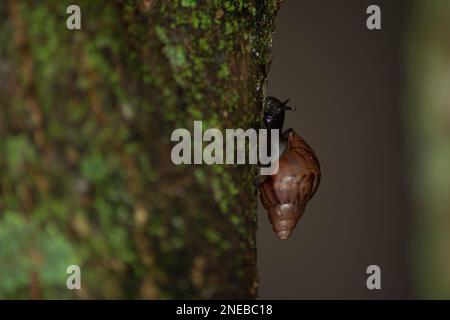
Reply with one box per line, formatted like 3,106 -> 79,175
0,0 -> 282,299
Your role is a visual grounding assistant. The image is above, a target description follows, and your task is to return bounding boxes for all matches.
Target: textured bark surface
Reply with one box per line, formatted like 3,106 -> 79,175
0,0 -> 281,299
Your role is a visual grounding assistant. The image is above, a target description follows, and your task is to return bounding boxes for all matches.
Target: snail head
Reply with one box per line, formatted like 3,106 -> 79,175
263,96 -> 296,130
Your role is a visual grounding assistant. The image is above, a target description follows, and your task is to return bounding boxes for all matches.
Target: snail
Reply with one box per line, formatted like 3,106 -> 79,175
259,97 -> 321,240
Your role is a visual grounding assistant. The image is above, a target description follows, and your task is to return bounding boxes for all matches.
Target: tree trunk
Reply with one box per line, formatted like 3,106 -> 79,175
0,0 -> 281,299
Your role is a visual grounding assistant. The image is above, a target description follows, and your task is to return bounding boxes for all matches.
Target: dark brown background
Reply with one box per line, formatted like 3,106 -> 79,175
258,0 -> 413,299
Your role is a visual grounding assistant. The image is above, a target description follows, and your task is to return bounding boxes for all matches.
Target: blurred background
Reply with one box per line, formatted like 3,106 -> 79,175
258,0 -> 450,299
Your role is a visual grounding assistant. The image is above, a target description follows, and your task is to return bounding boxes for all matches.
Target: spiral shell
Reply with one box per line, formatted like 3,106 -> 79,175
260,129 -> 321,239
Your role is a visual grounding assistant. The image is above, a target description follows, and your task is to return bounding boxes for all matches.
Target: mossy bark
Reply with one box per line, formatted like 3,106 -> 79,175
0,0 -> 281,298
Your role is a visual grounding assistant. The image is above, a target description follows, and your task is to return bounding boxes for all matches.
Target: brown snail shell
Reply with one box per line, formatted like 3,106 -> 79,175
260,129 -> 321,240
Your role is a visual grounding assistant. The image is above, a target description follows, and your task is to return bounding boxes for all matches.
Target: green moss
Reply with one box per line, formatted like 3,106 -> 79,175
218,63 -> 231,79
164,45 -> 187,69
181,0 -> 197,8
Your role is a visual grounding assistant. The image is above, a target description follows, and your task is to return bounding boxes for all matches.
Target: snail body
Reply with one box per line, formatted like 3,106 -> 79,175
259,97 -> 321,240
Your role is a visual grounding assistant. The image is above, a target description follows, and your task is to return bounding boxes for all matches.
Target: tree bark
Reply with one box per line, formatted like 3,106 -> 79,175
0,0 -> 282,299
